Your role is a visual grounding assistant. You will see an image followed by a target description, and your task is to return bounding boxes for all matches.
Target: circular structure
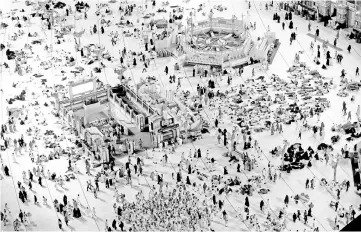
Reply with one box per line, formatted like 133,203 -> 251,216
193,28 -> 245,51
182,17 -> 253,66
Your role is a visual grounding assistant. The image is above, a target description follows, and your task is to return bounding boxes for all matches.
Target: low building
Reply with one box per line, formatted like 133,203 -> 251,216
297,0 -> 318,20
353,11 -> 361,42
316,0 -> 332,17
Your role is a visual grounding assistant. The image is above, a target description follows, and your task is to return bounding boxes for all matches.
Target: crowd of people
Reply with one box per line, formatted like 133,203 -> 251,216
1,0 -> 361,231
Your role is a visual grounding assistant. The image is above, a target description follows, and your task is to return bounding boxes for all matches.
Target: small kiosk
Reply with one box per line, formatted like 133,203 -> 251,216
149,116 -> 180,147
83,127 -> 109,162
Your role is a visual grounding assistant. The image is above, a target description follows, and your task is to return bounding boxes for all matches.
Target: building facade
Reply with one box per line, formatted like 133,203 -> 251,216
313,0 -> 360,28
316,0 -> 332,17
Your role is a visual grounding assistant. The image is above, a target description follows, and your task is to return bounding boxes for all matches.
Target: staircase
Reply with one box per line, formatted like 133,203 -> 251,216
156,49 -> 174,58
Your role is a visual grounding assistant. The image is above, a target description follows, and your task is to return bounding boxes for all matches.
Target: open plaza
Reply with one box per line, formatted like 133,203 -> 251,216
1,0 -> 361,231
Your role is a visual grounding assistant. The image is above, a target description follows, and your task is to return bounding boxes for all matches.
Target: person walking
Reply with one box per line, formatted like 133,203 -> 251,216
64,214 -> 69,226
347,45 -> 351,53
284,195 -> 289,206
293,212 -> 297,223
58,219 -> 63,230
356,67 -> 359,76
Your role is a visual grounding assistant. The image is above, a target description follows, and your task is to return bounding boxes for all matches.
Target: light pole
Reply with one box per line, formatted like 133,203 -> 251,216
232,15 -> 237,34
209,10 -> 214,30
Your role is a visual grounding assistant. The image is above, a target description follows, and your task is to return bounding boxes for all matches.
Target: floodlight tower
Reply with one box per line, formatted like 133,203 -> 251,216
209,9 -> 214,31
231,15 -> 237,34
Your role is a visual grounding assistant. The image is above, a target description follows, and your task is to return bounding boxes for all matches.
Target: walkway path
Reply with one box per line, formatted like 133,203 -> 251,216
306,33 -> 343,51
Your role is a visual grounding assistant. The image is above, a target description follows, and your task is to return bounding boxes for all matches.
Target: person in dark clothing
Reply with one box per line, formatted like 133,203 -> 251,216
38,176 -> 42,186
260,200 -> 264,211
282,22 -> 285,30
119,221 -> 124,231
297,210 -> 301,220
29,172 -> 33,182
293,213 -> 297,222
112,219 -> 117,230
335,201 -> 339,211
289,20 -> 293,29
95,179 -> 99,191
23,190 -> 27,201
347,45 -> 351,53
63,195 -> 67,206
245,197 -> 250,208
58,219 -> 63,230
101,26 -> 105,34
223,166 -> 228,175
19,191 -> 25,203
19,210 -> 24,223
284,195 -> 289,205
218,200 -> 223,210
4,165 -> 10,176
186,176 -> 191,185
356,67 -> 359,76
304,210 -> 308,224
117,206 -> 122,216
215,119 -> 218,128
